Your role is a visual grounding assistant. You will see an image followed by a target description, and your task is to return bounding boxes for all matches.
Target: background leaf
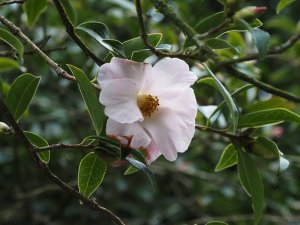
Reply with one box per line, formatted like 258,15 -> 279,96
23,0 -> 48,27
78,152 -> 107,198
24,131 -> 50,164
7,73 -> 40,121
238,108 -> 300,128
238,150 -> 264,225
67,65 -> 104,135
0,28 -> 24,61
0,58 -> 19,72
277,0 -> 296,14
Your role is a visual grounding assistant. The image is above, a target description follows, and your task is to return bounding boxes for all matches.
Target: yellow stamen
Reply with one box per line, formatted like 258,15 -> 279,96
137,94 -> 159,117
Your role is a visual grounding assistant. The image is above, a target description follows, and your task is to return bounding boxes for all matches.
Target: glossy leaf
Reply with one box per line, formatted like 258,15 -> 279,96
238,108 -> 300,128
250,28 -> 270,57
60,0 -> 77,25
250,137 -> 289,175
24,131 -> 50,164
206,38 -> 233,49
23,0 -> 48,27
247,97 -> 294,112
124,165 -> 139,175
202,64 -> 239,133
277,0 -> 296,14
0,28 -> 24,60
78,152 -> 107,198
238,150 -> 264,225
0,58 -> 19,72
125,156 -> 156,188
75,21 -> 124,56
7,73 -> 40,121
215,144 -> 237,172
123,33 -> 162,58
67,65 -> 104,135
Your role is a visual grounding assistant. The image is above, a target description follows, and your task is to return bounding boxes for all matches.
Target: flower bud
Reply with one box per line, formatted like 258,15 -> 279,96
234,6 -> 267,20
0,122 -> 12,135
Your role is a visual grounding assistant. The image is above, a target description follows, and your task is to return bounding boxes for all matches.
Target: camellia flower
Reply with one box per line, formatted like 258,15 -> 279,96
98,57 -> 197,163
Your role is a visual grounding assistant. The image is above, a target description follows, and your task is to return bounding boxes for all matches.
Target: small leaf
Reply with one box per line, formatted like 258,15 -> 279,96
60,0 -> 77,25
124,165 -> 139,175
0,28 -> 24,61
202,64 -> 239,133
23,0 -> 48,27
0,58 -> 19,72
24,131 -> 50,164
238,108 -> 300,128
78,152 -> 107,198
205,222 -> 228,225
7,73 -> 40,121
277,0 -> 296,14
238,150 -> 264,225
67,65 -> 104,135
195,12 -> 225,34
250,137 -> 289,175
75,21 -> 124,56
206,38 -> 234,49
123,33 -> 162,58
125,156 -> 156,188
250,28 -> 270,57
215,144 -> 237,172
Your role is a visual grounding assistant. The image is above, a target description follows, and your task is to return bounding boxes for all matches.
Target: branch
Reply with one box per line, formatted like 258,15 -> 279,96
196,124 -> 239,140
36,143 -> 96,152
52,0 -> 104,66
219,33 -> 300,66
0,97 -> 126,225
0,16 -> 100,89
225,66 -> 300,103
0,0 -> 26,6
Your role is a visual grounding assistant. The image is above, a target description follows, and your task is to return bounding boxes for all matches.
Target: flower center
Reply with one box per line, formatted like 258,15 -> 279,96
137,94 -> 159,117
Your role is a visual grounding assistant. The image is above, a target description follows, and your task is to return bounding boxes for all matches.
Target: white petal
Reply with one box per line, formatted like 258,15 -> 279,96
143,88 -> 197,160
100,78 -> 143,123
98,57 -> 151,90
146,57 -> 197,98
106,119 -> 151,150
145,140 -> 161,164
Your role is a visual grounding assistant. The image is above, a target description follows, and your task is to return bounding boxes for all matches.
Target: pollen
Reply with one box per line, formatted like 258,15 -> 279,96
137,94 -> 159,117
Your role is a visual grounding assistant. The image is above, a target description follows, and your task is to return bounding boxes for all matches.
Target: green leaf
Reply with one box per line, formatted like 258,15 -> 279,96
277,0 -> 296,14
250,137 -> 289,175
23,0 -> 48,27
238,150 -> 264,225
250,28 -> 270,57
123,33 -> 162,58
238,108 -> 300,128
202,64 -> 239,133
215,144 -> 237,172
247,97 -> 294,112
205,222 -> 228,225
0,58 -> 19,72
24,131 -> 50,164
60,0 -> 77,25
67,65 -> 104,135
75,21 -> 124,56
78,152 -> 107,198
125,156 -> 156,188
206,38 -> 234,49
0,28 -> 24,61
7,73 -> 40,121
124,165 -> 139,175
195,12 -> 225,34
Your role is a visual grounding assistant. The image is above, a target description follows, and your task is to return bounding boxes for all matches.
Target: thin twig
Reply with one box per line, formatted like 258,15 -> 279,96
36,143 -> 95,152
0,16 -> 100,89
219,33 -> 300,66
196,124 -> 239,140
0,0 -> 26,6
0,97 -> 126,225
52,0 -> 104,66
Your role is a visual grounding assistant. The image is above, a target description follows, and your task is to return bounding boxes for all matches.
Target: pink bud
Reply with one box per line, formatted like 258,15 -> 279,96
253,6 -> 267,15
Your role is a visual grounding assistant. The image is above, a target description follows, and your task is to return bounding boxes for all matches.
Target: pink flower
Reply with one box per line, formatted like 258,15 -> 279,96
98,57 -> 197,163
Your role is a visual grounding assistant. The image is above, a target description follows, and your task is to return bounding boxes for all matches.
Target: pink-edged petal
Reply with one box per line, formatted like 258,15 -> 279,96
159,88 -> 197,152
106,118 -> 151,150
98,57 -> 151,90
100,78 -> 143,123
143,110 -> 193,161
145,140 -> 161,164
145,57 -> 197,98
